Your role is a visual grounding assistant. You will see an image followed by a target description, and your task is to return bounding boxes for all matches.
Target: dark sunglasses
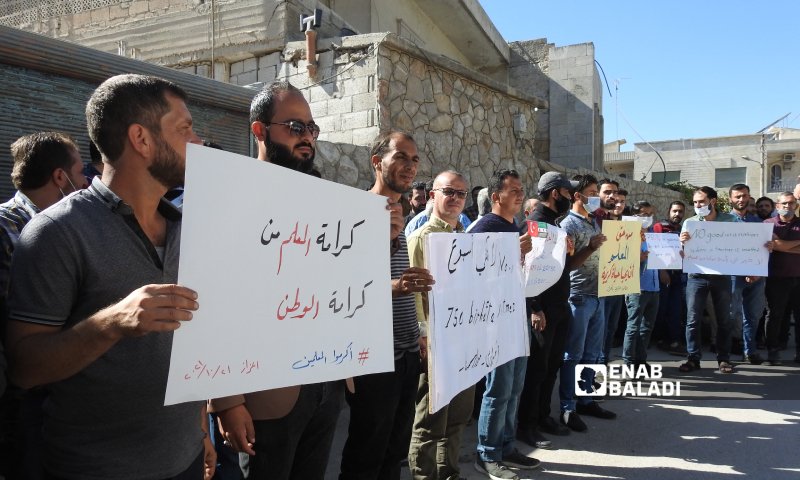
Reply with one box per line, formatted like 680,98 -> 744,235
266,120 -> 320,139
434,188 -> 469,199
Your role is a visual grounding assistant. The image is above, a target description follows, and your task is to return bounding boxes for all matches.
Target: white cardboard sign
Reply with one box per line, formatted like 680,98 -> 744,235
426,232 -> 529,414
644,233 -> 682,270
523,221 -> 568,297
164,144 -> 394,405
682,221 -> 774,276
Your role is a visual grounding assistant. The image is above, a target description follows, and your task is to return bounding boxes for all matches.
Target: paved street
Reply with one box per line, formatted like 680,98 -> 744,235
326,343 -> 800,479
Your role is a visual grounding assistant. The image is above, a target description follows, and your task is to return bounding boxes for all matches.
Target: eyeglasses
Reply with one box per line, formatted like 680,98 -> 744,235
265,120 -> 320,139
433,188 -> 468,199
777,201 -> 797,207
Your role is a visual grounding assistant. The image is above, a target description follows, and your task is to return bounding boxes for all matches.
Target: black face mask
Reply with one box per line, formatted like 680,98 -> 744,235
555,193 -> 571,214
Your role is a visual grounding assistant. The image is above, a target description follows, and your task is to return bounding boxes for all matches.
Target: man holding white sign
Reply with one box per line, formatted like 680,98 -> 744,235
406,171 -> 471,480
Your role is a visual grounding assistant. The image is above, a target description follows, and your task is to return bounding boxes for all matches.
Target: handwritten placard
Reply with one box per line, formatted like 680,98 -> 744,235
523,221 -> 568,297
682,221 -> 773,276
644,233 -> 682,270
426,232 -> 528,414
164,144 -> 394,405
598,220 -> 641,297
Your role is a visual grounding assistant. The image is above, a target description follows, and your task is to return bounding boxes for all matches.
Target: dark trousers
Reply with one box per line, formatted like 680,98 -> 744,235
340,349 -> 420,480
209,412 -> 243,480
518,303 -> 571,430
654,272 -> 685,344
765,277 -> 800,357
243,381 -> 345,480
45,449 -> 204,480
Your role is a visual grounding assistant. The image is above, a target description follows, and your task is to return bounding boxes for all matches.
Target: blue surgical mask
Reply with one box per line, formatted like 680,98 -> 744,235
776,208 -> 794,218
695,204 -> 712,217
582,194 -> 601,212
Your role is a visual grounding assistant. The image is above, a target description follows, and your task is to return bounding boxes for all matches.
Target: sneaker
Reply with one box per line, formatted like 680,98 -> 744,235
744,353 -> 764,365
475,458 -> 518,480
576,401 -> 617,420
561,410 -> 588,433
539,416 -> 570,436
668,342 -> 688,356
516,427 -> 552,449
502,449 -> 541,470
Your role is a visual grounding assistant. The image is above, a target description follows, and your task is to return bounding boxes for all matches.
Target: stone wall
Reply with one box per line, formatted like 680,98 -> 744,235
508,38 -> 552,164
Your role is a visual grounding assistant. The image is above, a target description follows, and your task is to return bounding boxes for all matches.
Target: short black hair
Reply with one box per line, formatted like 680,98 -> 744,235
756,196 -> 774,207
472,186 -> 483,194
598,178 -> 619,191
411,181 -> 426,192
488,169 -> 520,197
694,186 -> 717,201
631,200 -> 652,215
202,140 -> 224,150
250,81 -> 302,124
729,183 -> 750,196
617,189 -> 628,197
370,129 -> 415,161
86,74 -> 188,162
570,174 -> 598,203
10,132 -> 79,190
669,200 -> 686,210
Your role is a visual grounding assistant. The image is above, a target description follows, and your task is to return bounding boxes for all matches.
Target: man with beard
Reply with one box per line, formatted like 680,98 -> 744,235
5,74 -> 215,479
517,173 -> 577,450
756,197 -> 775,220
339,130 -> 435,480
595,179 -> 623,366
653,201 -> 688,356
210,81 -> 353,480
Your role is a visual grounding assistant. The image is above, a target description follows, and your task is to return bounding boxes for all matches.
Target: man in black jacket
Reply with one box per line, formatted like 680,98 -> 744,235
516,172 -> 577,449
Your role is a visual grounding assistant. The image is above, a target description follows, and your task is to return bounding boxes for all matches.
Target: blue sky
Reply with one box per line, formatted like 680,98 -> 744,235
480,0 -> 800,151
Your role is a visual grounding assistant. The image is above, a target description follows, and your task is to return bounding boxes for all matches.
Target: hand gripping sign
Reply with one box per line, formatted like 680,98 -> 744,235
425,232 -> 529,414
164,145 -> 394,405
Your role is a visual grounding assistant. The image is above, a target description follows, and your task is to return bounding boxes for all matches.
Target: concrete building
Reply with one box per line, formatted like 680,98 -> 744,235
1,0 -> 680,212
632,127 -> 800,200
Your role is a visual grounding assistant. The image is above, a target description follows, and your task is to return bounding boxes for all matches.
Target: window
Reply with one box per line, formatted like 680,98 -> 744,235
651,170 -> 680,185
770,165 -> 783,190
714,167 -> 747,188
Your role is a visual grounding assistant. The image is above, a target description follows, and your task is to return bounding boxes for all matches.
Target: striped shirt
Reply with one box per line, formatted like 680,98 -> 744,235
0,191 -> 39,303
392,231 -> 421,359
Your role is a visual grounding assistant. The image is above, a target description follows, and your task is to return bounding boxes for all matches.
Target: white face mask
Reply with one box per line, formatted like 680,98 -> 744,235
695,204 -> 712,217
639,216 -> 654,228
59,174 -> 78,199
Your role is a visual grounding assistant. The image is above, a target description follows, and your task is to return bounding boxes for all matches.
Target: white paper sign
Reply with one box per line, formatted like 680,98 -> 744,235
164,144 -> 394,405
682,221 -> 774,276
644,233 -> 682,270
523,221 -> 568,297
426,232 -> 529,414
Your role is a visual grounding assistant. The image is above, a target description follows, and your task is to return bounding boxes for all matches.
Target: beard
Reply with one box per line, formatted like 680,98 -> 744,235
148,133 -> 185,190
266,136 -> 315,174
601,199 -> 616,210
381,168 -> 412,195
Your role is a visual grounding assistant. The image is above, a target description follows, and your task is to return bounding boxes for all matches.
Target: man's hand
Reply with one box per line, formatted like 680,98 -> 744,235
659,270 -> 671,286
419,336 -> 428,362
640,250 -> 649,263
588,234 -> 607,251
566,236 -> 575,254
765,241 -> 775,252
680,231 -> 691,243
745,276 -> 761,283
387,198 -> 404,240
216,404 -> 256,456
520,232 -> 533,256
531,310 -> 546,332
203,433 -> 216,479
101,284 -> 198,339
393,267 -> 435,297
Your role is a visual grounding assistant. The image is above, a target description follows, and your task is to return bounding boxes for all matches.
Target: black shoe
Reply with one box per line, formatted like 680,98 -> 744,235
539,416 -> 570,436
502,449 -> 541,470
767,357 -> 783,366
576,401 -> 617,420
561,410 -> 588,433
516,427 -> 552,449
744,353 -> 764,365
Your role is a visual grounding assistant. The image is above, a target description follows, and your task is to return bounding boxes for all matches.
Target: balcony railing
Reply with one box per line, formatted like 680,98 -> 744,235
767,178 -> 797,193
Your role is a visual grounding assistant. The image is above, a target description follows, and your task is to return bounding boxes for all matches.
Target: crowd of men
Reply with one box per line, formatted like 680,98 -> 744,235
0,75 -> 797,480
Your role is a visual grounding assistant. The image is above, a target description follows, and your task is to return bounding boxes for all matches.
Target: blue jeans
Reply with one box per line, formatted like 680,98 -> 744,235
477,355 -> 528,462
560,294 -> 605,413
686,274 -> 732,363
730,276 -> 765,356
600,295 -> 625,364
623,291 -> 660,365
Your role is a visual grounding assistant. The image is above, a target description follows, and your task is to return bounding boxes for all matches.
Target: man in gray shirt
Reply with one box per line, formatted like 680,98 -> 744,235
5,74 -> 214,479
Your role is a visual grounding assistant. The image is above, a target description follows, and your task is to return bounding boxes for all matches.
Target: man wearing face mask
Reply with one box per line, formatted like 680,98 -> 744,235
517,172 -> 577,449
0,132 -> 88,478
622,202 -> 659,373
763,192 -> 800,365
727,184 -> 766,365
679,187 -> 740,374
